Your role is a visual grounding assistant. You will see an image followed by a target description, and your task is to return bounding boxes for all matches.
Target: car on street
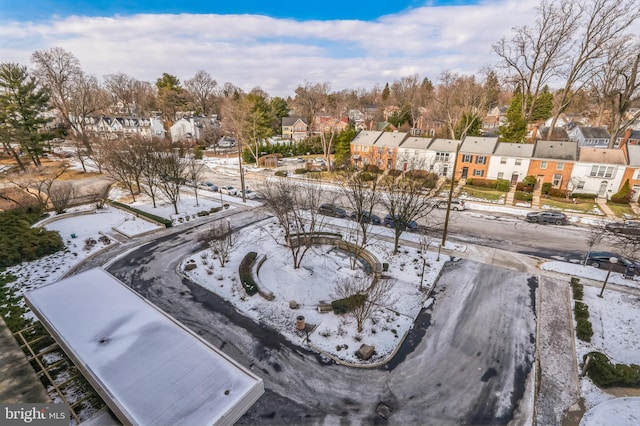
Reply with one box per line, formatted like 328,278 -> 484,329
383,214 -> 419,231
219,185 -> 238,196
200,182 -> 218,192
604,220 -> 640,235
350,211 -> 381,225
525,211 -> 567,225
238,188 -> 259,199
318,203 -> 347,218
586,251 -> 639,275
434,199 -> 466,211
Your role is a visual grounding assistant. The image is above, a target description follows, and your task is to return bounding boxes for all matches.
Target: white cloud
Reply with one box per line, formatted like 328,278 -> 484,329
6,0 -> 635,97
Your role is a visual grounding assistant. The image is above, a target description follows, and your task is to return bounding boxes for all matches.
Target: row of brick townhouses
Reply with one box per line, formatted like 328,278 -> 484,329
350,131 -> 640,201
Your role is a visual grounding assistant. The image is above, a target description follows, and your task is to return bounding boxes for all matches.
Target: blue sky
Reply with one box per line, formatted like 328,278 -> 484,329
0,0 -> 546,96
1,1 -> 480,21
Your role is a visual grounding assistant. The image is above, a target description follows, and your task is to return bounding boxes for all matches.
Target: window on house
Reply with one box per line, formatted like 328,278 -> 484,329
497,172 -> 504,179
388,148 -> 394,154
553,174 -> 562,187
635,169 -> 640,180
500,158 -> 507,165
435,152 -> 450,162
462,154 -> 472,163
556,162 -> 564,170
540,161 -> 547,169
577,181 -> 585,189
473,169 -> 484,177
475,156 -> 486,165
590,166 -> 615,178
363,146 -> 369,152
515,159 -> 522,166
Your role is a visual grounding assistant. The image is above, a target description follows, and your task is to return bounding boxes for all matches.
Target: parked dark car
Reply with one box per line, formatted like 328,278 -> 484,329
604,221 -> 640,236
525,211 -> 568,225
318,203 -> 347,218
350,211 -> 381,225
383,214 -> 418,231
587,251 -> 640,275
434,199 -> 466,211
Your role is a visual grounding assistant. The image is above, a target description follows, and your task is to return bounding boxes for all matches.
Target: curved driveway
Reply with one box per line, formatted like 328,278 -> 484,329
100,207 -> 537,424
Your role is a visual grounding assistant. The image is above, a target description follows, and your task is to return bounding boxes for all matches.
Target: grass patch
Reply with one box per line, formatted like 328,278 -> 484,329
238,252 -> 259,296
606,202 -> 638,219
460,186 -> 505,201
541,198 -> 601,214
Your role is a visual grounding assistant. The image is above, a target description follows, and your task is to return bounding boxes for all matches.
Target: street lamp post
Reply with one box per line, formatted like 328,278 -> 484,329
598,257 -> 618,298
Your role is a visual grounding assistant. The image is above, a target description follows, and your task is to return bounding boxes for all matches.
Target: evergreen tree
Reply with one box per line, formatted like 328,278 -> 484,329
454,114 -> 482,139
333,126 -> 357,168
269,96 -> 290,135
0,62 -> 52,169
382,82 -> 390,101
531,86 -> 554,122
499,91 -> 527,142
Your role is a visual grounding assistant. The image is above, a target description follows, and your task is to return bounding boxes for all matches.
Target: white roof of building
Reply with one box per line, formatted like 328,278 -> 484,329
493,142 -> 535,158
428,138 -> 460,152
375,131 -> 408,147
351,130 -> 382,146
25,268 -> 264,426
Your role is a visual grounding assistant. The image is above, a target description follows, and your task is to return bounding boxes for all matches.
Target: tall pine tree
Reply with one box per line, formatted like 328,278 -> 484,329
499,91 -> 527,143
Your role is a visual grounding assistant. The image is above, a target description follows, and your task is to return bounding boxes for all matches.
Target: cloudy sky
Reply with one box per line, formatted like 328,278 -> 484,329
1,0 -> 542,97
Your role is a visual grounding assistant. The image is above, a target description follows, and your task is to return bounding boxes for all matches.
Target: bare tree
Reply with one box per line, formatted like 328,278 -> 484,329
257,176 -> 325,268
6,163 -> 70,209
198,220 -> 236,267
493,0 -> 578,123
380,175 -> 434,254
155,143 -> 188,214
103,72 -> 139,115
293,81 -> 329,131
332,275 -> 395,333
49,181 -> 77,214
583,222 -> 608,265
185,70 -> 218,116
185,151 -> 205,206
547,0 -> 640,135
99,138 -> 141,202
338,172 -> 382,246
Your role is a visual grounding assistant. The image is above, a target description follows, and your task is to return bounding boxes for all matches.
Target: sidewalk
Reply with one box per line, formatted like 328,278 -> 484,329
594,199 -> 617,220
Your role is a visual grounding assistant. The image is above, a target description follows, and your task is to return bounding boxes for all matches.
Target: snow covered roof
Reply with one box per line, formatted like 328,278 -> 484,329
24,268 -> 263,426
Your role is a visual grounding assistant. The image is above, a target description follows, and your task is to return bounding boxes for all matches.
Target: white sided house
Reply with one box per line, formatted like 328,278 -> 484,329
396,136 -> 432,171
487,142 -> 534,185
570,148 -> 627,198
170,116 -> 216,143
424,138 -> 460,179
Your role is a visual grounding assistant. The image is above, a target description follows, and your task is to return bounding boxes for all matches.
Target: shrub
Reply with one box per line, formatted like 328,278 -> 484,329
359,172 -> 377,182
574,301 -> 593,342
331,294 -> 367,314
610,179 -> 632,204
388,169 -> 403,177
238,252 -> 259,296
522,175 -> 537,188
197,210 -> 210,217
0,209 -> 65,268
294,168 -> 309,174
568,192 -> 596,199
362,164 -> 381,173
274,170 -> 288,177
516,182 -> 532,193
466,178 -> 474,185
584,352 -> 640,388
571,278 -> 583,300
548,188 -> 568,198
541,182 -> 552,195
108,201 -> 172,227
467,179 -> 498,188
574,301 -> 589,321
496,179 -> 510,192
514,191 -> 533,201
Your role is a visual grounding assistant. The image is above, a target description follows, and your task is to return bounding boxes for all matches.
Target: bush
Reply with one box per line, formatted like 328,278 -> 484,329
548,188 -> 568,198
238,252 -> 259,296
610,179 -> 632,204
568,192 -> 596,199
0,208 -> 65,268
571,278 -> 583,300
574,301 -> 593,342
388,169 -> 403,177
274,170 -> 288,177
584,352 -> 640,388
466,179 -> 498,188
541,182 -> 552,195
359,172 -> 377,182
294,168 -> 309,174
496,179 -> 510,192
362,164 -> 381,173
514,191 -> 533,201
574,301 -> 589,320
331,294 -> 367,314
522,175 -> 537,188
108,201 -> 172,227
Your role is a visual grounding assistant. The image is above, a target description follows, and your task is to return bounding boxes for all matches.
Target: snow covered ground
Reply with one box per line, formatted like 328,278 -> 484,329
4,177 -> 640,422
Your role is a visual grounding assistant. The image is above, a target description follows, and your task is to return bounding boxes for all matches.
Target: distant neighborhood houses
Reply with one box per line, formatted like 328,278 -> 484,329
349,131 -> 640,201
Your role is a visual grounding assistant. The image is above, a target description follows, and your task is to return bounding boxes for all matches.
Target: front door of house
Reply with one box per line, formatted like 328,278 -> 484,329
461,167 -> 468,179
511,173 -> 518,185
599,181 -> 608,197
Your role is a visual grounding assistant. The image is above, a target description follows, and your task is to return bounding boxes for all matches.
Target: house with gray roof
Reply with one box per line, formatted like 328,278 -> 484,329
423,138 -> 460,178
571,148 -> 627,198
487,142 -> 535,185
457,136 -> 500,180
281,117 -> 308,141
528,140 -> 578,190
568,126 -> 611,148
396,136 -> 433,171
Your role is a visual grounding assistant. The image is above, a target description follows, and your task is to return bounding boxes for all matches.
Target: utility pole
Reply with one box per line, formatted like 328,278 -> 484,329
441,141 -> 461,247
